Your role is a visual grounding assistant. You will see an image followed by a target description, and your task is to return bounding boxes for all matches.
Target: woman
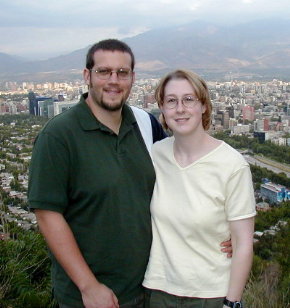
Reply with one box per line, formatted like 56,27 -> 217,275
143,70 -> 256,308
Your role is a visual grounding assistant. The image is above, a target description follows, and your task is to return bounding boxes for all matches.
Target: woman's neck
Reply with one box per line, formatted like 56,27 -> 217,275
173,131 -> 221,167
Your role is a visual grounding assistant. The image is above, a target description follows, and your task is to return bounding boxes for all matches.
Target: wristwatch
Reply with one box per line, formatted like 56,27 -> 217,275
223,298 -> 243,308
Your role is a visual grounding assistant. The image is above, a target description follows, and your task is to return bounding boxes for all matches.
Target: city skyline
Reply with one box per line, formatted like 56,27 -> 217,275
1,0 -> 290,60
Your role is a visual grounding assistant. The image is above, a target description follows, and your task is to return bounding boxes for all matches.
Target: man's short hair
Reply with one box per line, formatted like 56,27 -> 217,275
86,39 -> 135,70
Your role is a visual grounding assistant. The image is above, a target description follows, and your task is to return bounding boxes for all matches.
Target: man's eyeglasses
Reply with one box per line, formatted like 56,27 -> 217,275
163,95 -> 200,109
90,67 -> 132,80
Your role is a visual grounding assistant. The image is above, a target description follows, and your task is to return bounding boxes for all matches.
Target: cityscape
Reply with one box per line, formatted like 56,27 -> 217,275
0,75 -> 290,229
1,76 -> 290,142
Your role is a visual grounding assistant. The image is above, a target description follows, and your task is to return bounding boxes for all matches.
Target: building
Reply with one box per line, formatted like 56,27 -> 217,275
242,105 -> 255,121
28,91 -> 37,115
256,202 -> 270,212
254,118 -> 269,132
260,181 -> 290,204
231,124 -> 250,135
216,110 -> 230,129
38,98 -> 54,117
54,101 -> 78,116
28,91 -> 54,116
253,131 -> 266,143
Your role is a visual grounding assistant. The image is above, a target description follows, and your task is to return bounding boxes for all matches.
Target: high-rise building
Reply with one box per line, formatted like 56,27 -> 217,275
287,102 -> 290,116
28,91 -> 37,115
216,110 -> 230,129
54,101 -> 78,116
28,91 -> 54,116
254,118 -> 269,132
242,105 -> 255,121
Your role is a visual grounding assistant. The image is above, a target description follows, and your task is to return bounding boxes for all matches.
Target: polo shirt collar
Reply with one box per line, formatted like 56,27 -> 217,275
75,93 -> 137,132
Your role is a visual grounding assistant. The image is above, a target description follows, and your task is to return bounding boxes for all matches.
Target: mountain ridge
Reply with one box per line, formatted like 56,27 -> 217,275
1,18 -> 290,81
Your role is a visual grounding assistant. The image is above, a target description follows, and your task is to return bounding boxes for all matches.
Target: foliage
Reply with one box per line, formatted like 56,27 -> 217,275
214,131 -> 290,165
0,114 -> 47,126
0,229 -> 57,308
244,202 -> 290,307
244,262 -> 288,308
255,202 -> 290,230
250,164 -> 290,188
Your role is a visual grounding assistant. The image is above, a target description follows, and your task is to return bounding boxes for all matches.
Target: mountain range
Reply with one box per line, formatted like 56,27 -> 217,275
1,18 -> 290,82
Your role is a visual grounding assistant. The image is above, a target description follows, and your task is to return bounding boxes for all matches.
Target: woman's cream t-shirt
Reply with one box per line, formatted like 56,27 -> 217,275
143,137 -> 256,298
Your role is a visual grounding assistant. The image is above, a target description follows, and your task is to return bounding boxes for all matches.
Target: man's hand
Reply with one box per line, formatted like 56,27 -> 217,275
221,239 -> 233,258
81,281 -> 119,308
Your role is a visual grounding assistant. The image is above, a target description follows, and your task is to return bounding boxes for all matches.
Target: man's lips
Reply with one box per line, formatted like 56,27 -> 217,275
104,88 -> 121,95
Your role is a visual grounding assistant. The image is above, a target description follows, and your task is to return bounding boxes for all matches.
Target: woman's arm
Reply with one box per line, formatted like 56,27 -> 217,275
226,217 -> 255,301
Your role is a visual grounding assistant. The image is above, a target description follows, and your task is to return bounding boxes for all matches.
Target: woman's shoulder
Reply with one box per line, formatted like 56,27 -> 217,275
152,136 -> 173,158
217,141 -> 249,167
153,136 -> 173,148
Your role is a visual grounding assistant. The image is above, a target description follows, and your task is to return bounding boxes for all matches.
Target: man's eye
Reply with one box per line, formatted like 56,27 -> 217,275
98,69 -> 110,74
118,70 -> 129,76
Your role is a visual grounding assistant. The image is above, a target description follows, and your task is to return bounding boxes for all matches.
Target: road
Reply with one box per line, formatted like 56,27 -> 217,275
244,155 -> 290,178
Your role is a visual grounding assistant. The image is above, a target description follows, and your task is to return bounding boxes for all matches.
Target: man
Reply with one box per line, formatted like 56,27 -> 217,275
28,39 -> 166,308
28,39 -> 230,308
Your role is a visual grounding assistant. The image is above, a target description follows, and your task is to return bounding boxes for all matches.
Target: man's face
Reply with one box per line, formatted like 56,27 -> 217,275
84,50 -> 135,112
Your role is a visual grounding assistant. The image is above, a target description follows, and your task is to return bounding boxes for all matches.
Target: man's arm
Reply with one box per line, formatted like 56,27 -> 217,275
220,239 -> 233,258
35,209 -> 119,308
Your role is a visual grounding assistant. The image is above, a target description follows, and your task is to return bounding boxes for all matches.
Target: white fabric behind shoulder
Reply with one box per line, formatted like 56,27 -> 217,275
130,106 -> 153,155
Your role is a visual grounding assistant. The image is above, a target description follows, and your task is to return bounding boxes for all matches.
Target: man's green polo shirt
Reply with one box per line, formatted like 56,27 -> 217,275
28,94 -> 156,307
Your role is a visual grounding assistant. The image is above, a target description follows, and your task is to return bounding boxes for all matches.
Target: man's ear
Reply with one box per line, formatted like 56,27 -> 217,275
83,68 -> 90,86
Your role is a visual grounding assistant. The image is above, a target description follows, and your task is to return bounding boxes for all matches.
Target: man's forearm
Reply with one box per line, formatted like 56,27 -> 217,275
35,209 -> 98,291
35,210 -> 119,307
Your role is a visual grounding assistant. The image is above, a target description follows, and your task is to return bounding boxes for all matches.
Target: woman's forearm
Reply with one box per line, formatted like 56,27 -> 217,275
226,217 -> 255,301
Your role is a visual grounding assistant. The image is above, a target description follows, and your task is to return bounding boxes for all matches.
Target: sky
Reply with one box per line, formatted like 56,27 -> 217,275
0,0 -> 289,60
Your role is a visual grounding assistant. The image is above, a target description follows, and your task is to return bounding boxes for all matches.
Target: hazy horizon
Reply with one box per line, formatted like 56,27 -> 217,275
1,0 -> 290,60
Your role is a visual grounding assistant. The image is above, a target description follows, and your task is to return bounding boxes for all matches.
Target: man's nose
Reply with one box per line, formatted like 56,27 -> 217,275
108,71 -> 119,82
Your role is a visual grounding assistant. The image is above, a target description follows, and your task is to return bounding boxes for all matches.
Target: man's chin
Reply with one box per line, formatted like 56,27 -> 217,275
100,100 -> 125,112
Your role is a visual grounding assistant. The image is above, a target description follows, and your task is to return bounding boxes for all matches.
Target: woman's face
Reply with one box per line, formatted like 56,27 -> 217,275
161,78 -> 206,136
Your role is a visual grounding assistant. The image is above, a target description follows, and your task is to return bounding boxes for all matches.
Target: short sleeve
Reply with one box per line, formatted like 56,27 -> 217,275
28,131 -> 70,213
225,165 -> 256,221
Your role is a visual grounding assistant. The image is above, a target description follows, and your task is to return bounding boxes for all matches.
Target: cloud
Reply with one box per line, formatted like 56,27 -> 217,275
0,26 -> 147,59
1,0 -> 289,28
0,0 -> 289,58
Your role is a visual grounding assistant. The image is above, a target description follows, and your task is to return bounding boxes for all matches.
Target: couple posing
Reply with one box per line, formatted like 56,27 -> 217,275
28,39 -> 256,308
